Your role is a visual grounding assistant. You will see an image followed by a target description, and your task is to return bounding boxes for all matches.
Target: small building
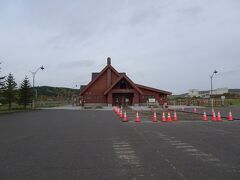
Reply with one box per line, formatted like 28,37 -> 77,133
199,90 -> 210,98
188,89 -> 200,98
187,88 -> 229,98
80,57 -> 171,107
229,89 -> 240,95
212,88 -> 228,95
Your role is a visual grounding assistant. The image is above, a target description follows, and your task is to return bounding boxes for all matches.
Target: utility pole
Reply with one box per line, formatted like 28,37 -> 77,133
30,66 -> 44,109
72,84 -> 78,106
210,70 -> 218,109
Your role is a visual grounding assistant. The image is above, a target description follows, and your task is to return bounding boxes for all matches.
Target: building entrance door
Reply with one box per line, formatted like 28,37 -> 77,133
112,93 -> 133,106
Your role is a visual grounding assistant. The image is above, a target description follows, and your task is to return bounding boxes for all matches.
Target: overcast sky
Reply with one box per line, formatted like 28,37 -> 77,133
0,0 -> 240,94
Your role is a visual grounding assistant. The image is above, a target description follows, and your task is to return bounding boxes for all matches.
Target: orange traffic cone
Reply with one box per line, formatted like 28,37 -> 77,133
194,108 -> 197,113
212,111 -> 217,121
120,110 -> 123,118
123,111 -> 128,122
228,111 -> 233,121
136,112 -> 140,123
203,111 -> 208,121
217,112 -> 222,122
212,109 -> 215,113
153,111 -> 157,123
167,112 -> 172,122
162,112 -> 166,122
173,111 -> 178,121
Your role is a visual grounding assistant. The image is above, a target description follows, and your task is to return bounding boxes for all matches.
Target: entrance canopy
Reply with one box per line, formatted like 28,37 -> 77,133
112,93 -> 134,106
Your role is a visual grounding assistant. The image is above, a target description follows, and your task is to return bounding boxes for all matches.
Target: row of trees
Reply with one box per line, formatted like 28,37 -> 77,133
0,64 -> 32,110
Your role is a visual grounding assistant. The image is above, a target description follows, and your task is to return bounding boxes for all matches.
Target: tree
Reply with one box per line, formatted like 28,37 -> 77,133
0,63 -> 4,88
19,76 -> 32,109
0,63 -> 5,101
4,73 -> 17,110
0,76 -> 4,88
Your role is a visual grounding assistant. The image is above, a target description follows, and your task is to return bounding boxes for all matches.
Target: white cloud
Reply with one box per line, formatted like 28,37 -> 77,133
0,0 -> 240,93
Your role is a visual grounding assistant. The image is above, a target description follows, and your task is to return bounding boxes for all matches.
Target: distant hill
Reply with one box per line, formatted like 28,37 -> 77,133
35,86 -> 79,98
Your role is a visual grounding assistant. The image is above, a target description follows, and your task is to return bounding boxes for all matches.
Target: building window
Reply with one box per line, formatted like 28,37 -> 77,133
119,80 -> 127,89
115,79 -> 131,89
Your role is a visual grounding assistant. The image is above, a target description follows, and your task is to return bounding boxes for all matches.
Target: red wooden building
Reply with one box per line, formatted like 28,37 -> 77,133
80,58 -> 171,106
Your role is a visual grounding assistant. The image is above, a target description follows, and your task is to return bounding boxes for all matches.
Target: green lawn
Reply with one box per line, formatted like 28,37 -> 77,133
230,99 -> 240,106
37,101 -> 69,108
0,101 -> 69,114
0,103 -> 32,114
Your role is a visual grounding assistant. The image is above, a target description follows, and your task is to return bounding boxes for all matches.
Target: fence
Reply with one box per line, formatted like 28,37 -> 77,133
167,98 -> 239,107
36,100 -> 69,108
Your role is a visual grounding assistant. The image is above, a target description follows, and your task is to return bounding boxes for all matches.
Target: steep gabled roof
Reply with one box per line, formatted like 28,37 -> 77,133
136,84 -> 172,95
104,75 -> 143,95
80,64 -> 120,96
80,85 -> 87,93
91,72 -> 99,81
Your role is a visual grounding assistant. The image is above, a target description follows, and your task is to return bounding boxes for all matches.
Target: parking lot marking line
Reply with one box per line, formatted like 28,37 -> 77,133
190,152 -> 209,157
183,149 -> 199,152
164,158 -> 188,180
176,146 -> 194,149
162,138 -> 174,141
171,143 -> 187,146
113,144 -> 131,148
112,141 -> 143,174
169,141 -> 182,143
151,131 -> 240,174
130,126 -> 189,180
115,150 -> 136,154
113,147 -> 133,151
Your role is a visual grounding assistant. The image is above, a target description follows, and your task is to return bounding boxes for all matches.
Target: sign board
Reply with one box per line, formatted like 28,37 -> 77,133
148,98 -> 156,103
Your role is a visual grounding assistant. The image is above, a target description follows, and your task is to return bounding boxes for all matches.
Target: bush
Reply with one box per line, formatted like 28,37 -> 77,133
95,106 -> 103,109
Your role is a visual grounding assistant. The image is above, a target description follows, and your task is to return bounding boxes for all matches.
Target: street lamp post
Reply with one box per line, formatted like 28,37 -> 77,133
30,66 -> 44,109
210,70 -> 218,109
72,85 -> 78,106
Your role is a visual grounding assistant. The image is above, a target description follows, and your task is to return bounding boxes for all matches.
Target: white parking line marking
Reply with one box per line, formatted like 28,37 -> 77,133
171,143 -> 187,146
113,141 -> 143,169
113,147 -> 132,151
113,144 -> 130,148
191,152 -> 209,157
153,131 -> 240,173
115,150 -> 136,154
169,141 -> 182,143
183,149 -> 199,152
176,146 -> 194,149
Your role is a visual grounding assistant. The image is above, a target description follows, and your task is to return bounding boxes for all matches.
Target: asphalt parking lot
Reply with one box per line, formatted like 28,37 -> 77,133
0,110 -> 240,180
